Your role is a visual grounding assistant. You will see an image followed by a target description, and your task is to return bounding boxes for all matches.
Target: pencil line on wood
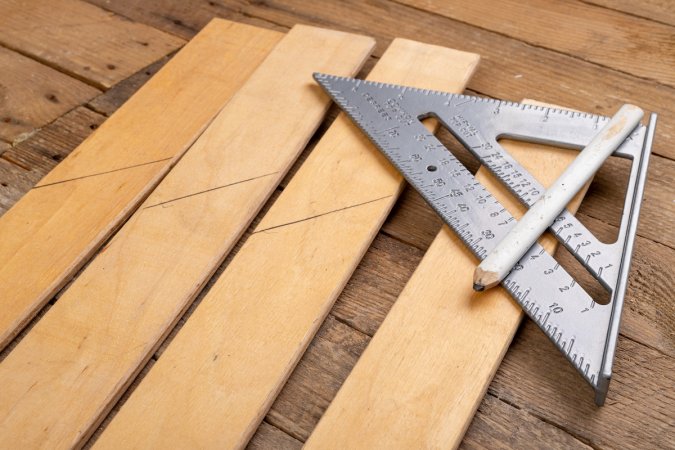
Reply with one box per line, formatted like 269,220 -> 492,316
32,157 -> 173,188
253,195 -> 393,234
143,171 -> 280,209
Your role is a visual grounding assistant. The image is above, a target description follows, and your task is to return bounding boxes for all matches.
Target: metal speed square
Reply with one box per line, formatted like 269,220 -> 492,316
314,73 -> 657,405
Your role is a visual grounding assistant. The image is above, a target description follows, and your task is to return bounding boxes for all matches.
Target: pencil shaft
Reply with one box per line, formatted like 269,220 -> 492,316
473,104 -> 644,290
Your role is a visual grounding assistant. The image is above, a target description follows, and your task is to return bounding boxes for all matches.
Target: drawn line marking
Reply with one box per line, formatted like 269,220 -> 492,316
144,171 -> 279,210
33,158 -> 173,189
253,195 -> 393,234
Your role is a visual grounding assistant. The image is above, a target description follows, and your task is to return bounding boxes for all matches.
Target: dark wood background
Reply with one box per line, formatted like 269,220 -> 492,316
0,1 -> 673,448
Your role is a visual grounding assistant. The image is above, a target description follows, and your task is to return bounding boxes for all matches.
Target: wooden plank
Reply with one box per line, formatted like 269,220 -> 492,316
0,25 -> 374,449
489,321 -> 675,449
264,314 -> 372,441
219,0 -> 675,162
379,189 -> 675,357
93,39 -> 479,449
86,0 -> 287,40
585,0 -> 675,27
579,154 -> 674,249
305,105 -> 592,448
0,19 -> 282,351
0,0 -> 185,88
0,47 -> 99,143
1,107 -> 106,189
460,394 -> 592,450
0,158 -> 37,215
399,0 -> 675,87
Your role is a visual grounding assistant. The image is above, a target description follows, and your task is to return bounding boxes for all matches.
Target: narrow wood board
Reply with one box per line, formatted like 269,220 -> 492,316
93,39 -> 479,449
399,0 -> 675,87
0,19 -> 282,351
0,0 -> 184,88
0,24 -> 373,449
305,102 -> 592,449
0,47 -> 99,143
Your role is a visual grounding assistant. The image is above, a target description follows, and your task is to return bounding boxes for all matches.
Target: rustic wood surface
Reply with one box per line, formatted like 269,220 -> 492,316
0,1 -> 672,448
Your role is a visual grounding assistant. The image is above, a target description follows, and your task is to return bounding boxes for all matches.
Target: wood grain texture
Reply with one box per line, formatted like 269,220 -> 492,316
86,0 -> 286,39
400,0 -> 675,87
0,0 -> 184,88
585,0 -> 675,27
0,24 -> 374,450
262,313 -> 590,449
460,394 -> 592,449
87,56 -> 171,116
0,19 -> 282,351
305,103 -> 592,448
93,39 -> 479,450
490,321 -> 675,449
1,107 -> 105,188
0,47 -> 99,143
209,0 -> 675,162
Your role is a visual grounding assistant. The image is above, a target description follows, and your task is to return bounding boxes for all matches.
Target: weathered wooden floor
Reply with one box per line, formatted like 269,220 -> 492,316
0,1 -> 673,448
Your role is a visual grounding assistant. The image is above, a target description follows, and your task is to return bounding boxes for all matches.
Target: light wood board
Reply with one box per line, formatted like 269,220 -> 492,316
0,19 -> 281,351
0,0 -> 184,88
305,102 -> 592,449
0,24 -> 373,449
93,38 -> 478,449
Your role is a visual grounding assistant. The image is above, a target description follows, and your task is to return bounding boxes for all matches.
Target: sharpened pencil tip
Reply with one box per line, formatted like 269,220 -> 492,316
473,283 -> 485,292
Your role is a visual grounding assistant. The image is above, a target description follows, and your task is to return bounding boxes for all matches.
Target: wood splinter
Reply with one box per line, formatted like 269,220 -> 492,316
473,103 -> 644,291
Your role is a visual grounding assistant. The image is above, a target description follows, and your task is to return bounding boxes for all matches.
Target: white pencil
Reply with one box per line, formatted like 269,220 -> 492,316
473,104 -> 644,291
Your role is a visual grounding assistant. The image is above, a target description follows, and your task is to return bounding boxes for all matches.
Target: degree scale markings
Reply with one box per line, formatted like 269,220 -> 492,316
313,73 -> 655,404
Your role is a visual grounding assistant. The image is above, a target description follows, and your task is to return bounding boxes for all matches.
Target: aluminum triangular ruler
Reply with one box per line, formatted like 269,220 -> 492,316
314,73 -> 657,405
